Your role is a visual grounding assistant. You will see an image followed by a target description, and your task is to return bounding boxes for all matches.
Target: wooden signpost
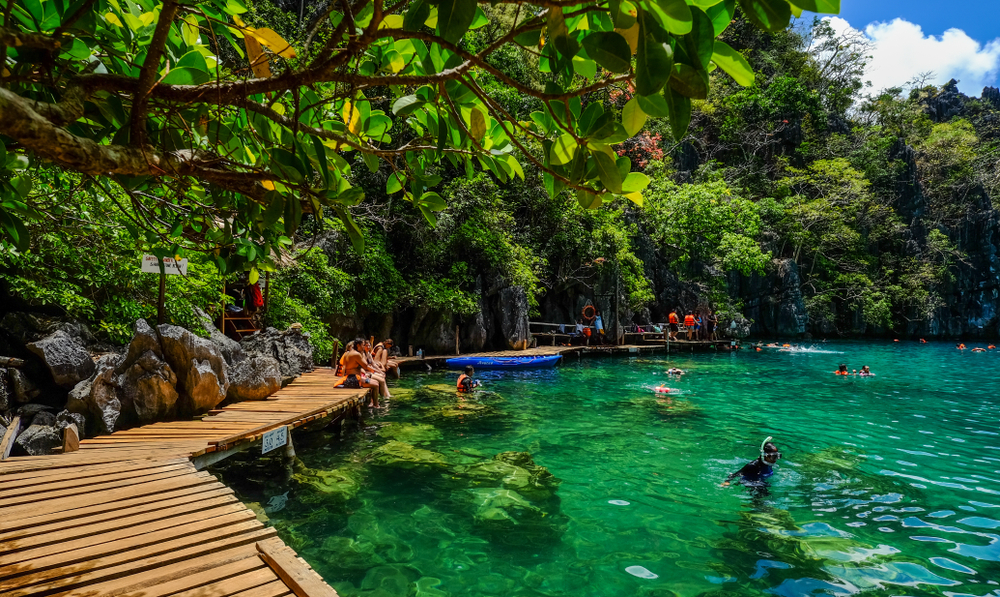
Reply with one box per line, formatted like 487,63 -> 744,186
141,255 -> 188,325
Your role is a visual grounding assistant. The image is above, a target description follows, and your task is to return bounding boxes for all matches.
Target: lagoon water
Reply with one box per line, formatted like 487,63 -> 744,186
220,342 -> 1000,596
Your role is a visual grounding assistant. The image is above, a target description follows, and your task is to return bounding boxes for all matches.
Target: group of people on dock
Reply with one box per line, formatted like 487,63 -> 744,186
667,308 -> 718,342
333,337 -> 401,407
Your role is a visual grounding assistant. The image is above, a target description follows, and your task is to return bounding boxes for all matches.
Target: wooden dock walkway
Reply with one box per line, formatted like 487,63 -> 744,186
0,368 -> 362,597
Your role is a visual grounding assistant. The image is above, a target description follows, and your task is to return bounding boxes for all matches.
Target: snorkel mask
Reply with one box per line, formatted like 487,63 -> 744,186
760,436 -> 781,462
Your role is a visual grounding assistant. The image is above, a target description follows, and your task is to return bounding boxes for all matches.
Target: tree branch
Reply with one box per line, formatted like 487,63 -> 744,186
131,0 -> 181,144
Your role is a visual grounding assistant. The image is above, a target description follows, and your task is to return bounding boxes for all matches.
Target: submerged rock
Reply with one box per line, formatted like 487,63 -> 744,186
292,460 -> 363,500
457,451 -> 561,502
468,487 -> 544,525
368,440 -> 449,469
378,422 -> 442,444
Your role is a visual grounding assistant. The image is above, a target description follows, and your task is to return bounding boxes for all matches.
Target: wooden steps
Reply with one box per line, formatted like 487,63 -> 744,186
0,369 -> 359,597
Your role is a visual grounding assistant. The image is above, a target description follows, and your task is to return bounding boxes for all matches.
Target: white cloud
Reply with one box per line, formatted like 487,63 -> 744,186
824,16 -> 1000,96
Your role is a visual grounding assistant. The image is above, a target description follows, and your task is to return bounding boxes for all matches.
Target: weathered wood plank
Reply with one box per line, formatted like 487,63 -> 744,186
0,416 -> 21,461
257,539 -> 339,597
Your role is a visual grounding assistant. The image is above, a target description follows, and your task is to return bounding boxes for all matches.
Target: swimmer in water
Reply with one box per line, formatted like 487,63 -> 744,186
835,364 -> 849,375
666,367 -> 684,376
972,347 -> 986,353
859,365 -> 874,376
957,343 -> 967,350
722,437 -> 781,487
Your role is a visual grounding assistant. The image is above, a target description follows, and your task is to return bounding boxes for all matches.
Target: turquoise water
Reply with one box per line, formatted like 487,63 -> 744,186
220,342 -> 1000,596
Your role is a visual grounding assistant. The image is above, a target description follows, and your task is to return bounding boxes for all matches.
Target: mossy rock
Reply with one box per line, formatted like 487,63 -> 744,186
457,451 -> 560,501
368,440 -> 450,468
320,536 -> 386,570
292,466 -> 363,499
379,422 -> 442,444
468,488 -> 544,525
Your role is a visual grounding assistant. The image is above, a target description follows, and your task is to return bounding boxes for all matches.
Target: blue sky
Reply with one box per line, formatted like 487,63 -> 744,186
809,0 -> 1000,95
836,0 -> 998,44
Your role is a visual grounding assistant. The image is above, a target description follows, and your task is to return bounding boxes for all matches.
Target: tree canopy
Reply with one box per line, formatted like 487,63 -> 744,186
0,0 -> 837,277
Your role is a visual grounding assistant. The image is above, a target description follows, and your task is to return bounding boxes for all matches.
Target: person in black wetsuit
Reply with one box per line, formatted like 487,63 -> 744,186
722,437 -> 781,487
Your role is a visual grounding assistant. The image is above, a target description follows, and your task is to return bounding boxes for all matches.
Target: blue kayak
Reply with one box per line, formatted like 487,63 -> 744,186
445,355 -> 563,369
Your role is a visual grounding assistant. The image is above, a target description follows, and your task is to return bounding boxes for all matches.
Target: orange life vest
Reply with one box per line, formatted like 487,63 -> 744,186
835,371 -> 848,375
684,315 -> 695,326
457,374 -> 471,392
669,313 -> 679,324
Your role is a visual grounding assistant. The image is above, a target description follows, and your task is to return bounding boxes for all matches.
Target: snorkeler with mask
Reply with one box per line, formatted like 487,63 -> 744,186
722,437 -> 782,487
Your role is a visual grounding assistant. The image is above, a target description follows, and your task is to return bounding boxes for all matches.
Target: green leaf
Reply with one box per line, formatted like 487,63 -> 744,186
591,147 -> 622,194
690,0 -> 725,6
386,172 -> 406,194
705,0 -> 736,36
514,28 -> 542,47
788,0 -> 840,14
437,0 -> 477,44
581,31 -> 632,73
636,92 -> 670,117
550,134 -> 577,166
403,0 -> 430,31
262,191 -> 284,228
579,102 -> 605,136
737,0 -> 791,33
653,0 -> 692,35
572,56 -> 597,79
338,187 -> 365,206
577,189 -> 602,209
635,14 -> 674,96
622,97 -> 647,136
418,191 -> 447,211
283,195 -> 302,236
362,152 -> 380,173
683,7 -> 715,70
663,86 -> 692,141
711,40 -> 754,86
392,95 -> 423,115
621,172 -> 651,193
670,63 -> 709,99
337,207 -> 365,252
161,67 -> 210,85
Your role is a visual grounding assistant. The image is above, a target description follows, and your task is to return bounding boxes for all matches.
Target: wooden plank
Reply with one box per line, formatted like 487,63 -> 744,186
45,542 -> 261,597
1,471 -> 217,521
2,524 -> 276,596
0,464 -> 199,507
257,539 -> 339,597
108,550 -> 265,597
167,567 -> 278,597
227,579 -> 295,597
0,486 -> 236,542
0,461 -> 195,499
0,416 -> 21,461
0,457 -> 190,484
0,492 -> 240,552
0,506 -> 257,571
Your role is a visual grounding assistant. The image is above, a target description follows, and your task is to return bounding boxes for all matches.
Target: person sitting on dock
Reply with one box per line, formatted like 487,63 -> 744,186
336,338 -> 384,406
722,437 -> 781,488
373,338 -> 400,378
456,365 -> 481,392
668,309 -> 679,341
684,311 -> 696,340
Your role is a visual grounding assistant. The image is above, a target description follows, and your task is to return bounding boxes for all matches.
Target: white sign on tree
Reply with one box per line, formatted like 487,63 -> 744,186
141,254 -> 188,275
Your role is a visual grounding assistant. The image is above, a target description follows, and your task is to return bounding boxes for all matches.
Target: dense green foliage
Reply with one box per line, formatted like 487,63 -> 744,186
4,0 -> 1000,349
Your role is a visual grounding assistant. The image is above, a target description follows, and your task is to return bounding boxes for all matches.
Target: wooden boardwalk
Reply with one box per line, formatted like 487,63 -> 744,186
0,368 -> 363,597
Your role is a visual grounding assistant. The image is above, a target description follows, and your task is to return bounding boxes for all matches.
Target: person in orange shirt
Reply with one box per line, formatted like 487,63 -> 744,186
683,311 -> 696,340
668,309 -> 679,341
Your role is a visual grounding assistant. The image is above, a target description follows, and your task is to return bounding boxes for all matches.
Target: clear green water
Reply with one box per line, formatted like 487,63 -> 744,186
220,342 -> 1000,596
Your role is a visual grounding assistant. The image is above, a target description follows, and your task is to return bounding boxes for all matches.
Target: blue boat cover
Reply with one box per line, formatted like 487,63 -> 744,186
445,355 -> 563,369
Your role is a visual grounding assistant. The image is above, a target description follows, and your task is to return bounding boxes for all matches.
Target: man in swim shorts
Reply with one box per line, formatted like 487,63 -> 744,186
723,438 -> 781,487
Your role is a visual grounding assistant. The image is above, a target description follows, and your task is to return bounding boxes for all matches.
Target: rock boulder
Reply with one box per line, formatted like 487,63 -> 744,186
15,424 -> 62,456
241,327 -> 313,380
227,355 -> 282,401
27,330 -> 96,389
157,324 -> 228,416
